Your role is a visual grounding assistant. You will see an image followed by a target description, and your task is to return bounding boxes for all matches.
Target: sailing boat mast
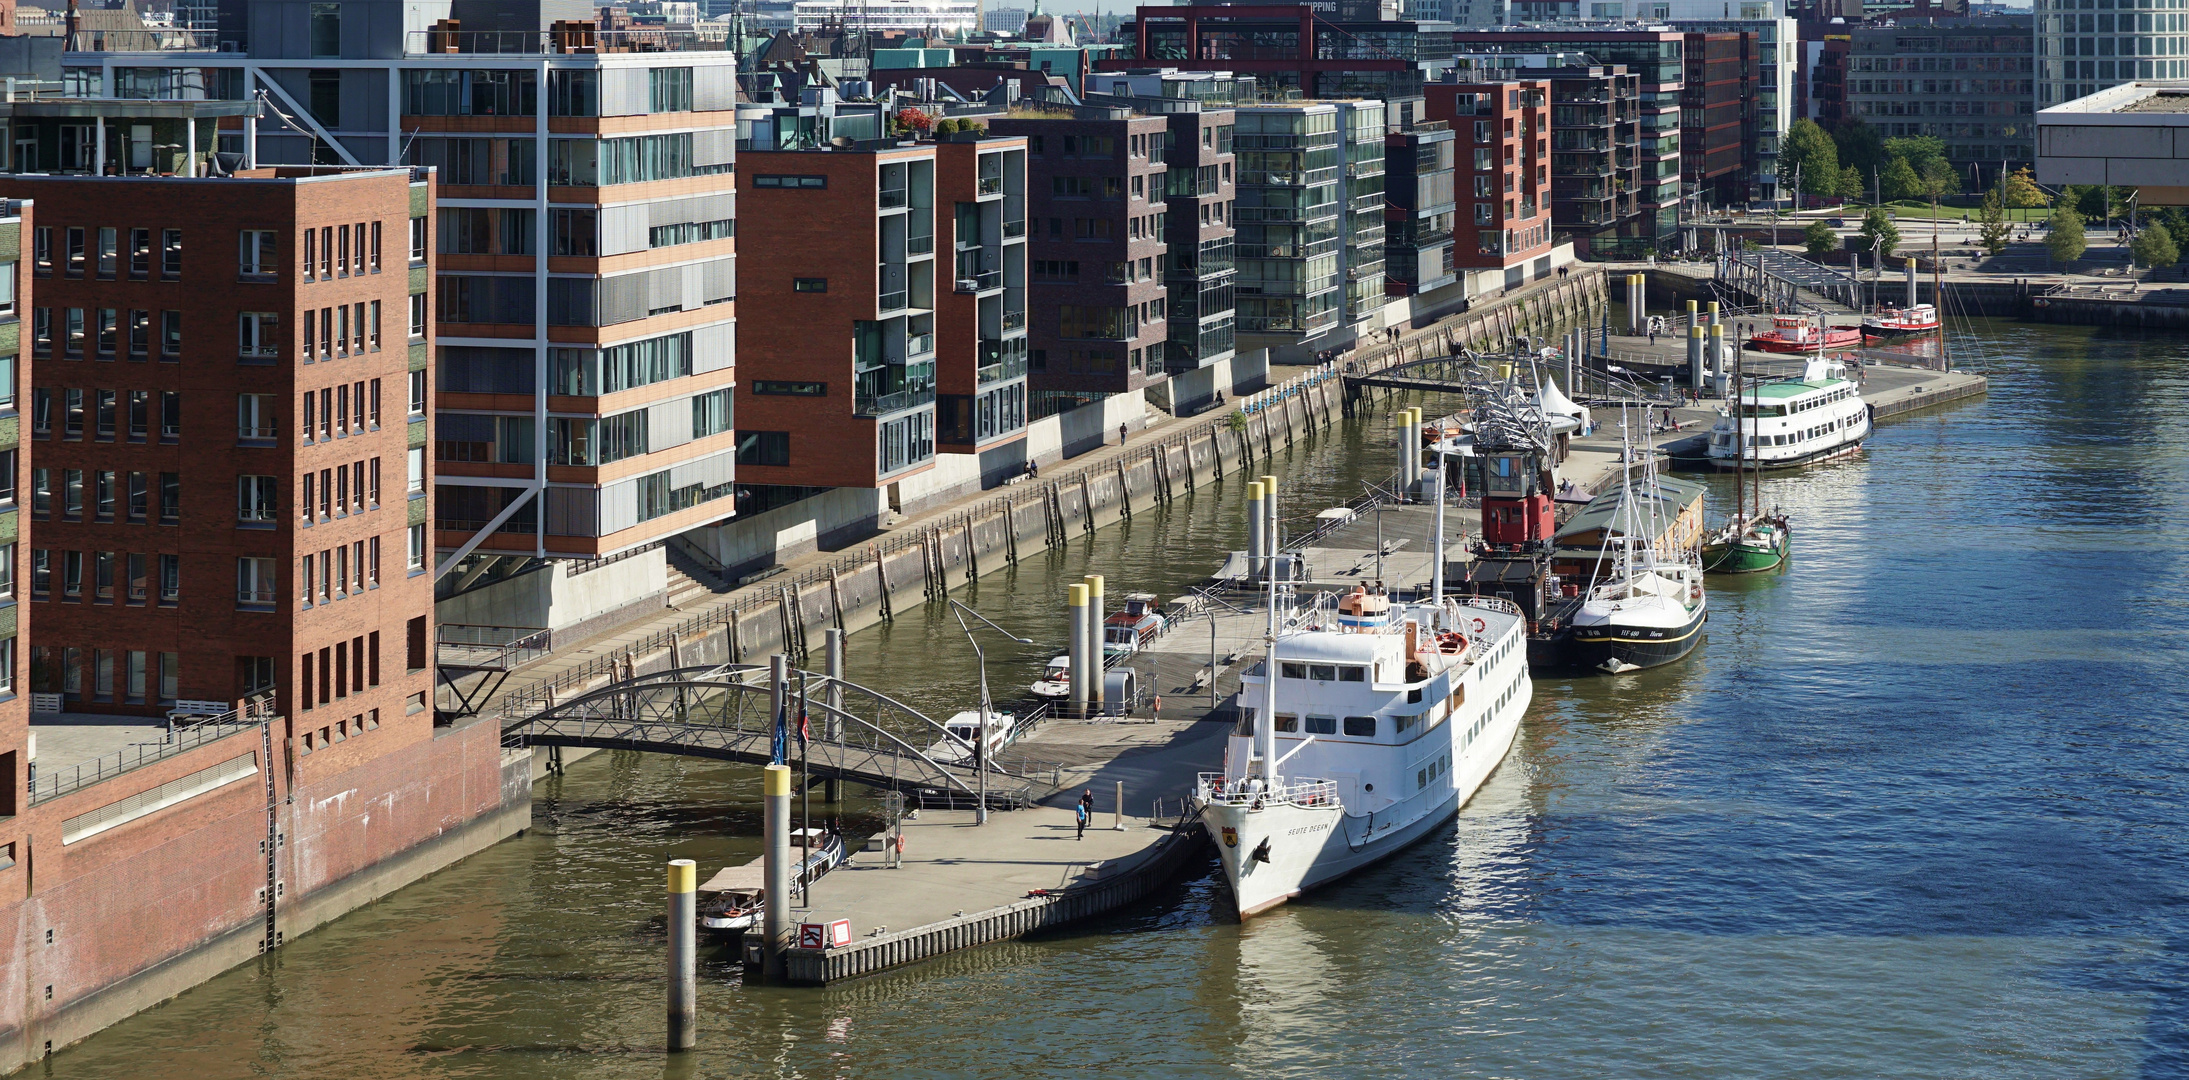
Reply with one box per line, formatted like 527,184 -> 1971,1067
1257,526 -> 1281,787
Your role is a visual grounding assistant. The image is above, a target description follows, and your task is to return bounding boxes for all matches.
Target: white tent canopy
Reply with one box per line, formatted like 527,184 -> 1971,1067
1535,376 -> 1590,430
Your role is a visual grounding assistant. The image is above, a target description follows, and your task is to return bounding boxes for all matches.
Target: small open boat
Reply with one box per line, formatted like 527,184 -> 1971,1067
1101,593 -> 1167,658
696,827 -> 847,934
1029,655 -> 1072,698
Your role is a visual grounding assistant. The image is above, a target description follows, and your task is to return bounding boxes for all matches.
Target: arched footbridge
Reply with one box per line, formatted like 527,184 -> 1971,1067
500,665 -> 1060,809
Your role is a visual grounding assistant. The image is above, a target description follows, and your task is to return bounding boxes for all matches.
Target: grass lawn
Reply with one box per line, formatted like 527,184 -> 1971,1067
1848,200 -> 2050,223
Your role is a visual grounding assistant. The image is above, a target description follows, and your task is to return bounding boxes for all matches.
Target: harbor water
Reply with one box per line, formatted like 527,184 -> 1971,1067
45,320 -> 2189,1078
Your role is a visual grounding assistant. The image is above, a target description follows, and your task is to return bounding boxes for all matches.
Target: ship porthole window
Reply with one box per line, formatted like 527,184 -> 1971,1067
1339,666 -> 1366,682
1280,662 -> 1307,679
1343,716 -> 1376,737
1304,716 -> 1337,735
1275,714 -> 1300,732
1308,664 -> 1337,682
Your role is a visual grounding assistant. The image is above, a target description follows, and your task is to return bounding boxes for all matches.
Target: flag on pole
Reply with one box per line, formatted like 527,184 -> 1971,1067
771,696 -> 788,765
798,705 -> 810,747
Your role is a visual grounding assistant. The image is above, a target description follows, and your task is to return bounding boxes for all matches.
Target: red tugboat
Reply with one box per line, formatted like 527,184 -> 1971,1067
1860,302 -> 1941,337
1745,313 -> 1862,354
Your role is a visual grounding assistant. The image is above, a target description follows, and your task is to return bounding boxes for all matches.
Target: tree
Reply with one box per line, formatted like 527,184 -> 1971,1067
2132,222 -> 2180,268
2047,206 -> 2087,264
1978,188 -> 2012,255
2000,167 -> 2049,222
1919,158 -> 1962,200
1859,207 -> 1901,260
1832,119 -> 1885,175
1880,157 -> 1923,203
1882,135 -> 1948,176
1784,119 -> 1841,199
1804,219 -> 1840,259
1839,165 -> 1868,202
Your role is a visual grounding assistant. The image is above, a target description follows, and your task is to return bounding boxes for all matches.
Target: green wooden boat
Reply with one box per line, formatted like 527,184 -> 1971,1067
1702,515 -> 1790,574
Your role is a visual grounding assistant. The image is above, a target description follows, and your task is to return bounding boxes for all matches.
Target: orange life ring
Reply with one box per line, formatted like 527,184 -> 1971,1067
1470,617 -> 1487,634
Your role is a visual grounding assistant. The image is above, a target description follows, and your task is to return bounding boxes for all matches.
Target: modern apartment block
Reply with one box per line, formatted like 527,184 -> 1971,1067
15,167 -> 430,726
932,135 -> 1030,466
1849,16 -> 2035,182
0,200 -> 24,800
1229,99 -> 1393,355
1454,30 -> 1684,255
730,104 -> 1028,500
989,108 -> 1169,412
1384,118 -> 1459,297
60,5 -> 742,582
1682,30 -> 1758,205
2037,0 -> 2183,107
1654,1 -> 1799,204
1425,78 -> 1558,281
1086,69 -> 1243,388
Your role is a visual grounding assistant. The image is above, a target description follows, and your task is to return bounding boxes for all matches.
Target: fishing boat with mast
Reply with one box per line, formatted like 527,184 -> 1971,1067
1702,334 -> 1791,574
1196,448 -> 1533,917
1569,410 -> 1709,673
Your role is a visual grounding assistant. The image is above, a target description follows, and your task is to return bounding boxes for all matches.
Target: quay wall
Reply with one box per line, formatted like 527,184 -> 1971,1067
783,823 -> 1204,985
497,268 -> 1611,738
0,714 -> 527,1072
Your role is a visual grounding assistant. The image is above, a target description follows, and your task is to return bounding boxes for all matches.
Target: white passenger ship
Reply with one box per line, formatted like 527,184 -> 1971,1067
1704,358 -> 1871,471
1196,586 -> 1532,917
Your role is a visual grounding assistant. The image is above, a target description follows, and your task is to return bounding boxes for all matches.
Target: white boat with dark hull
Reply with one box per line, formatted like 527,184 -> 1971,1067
1196,586 -> 1533,918
1703,358 -> 1870,471
1567,557 -> 1707,672
1572,413 -> 1708,673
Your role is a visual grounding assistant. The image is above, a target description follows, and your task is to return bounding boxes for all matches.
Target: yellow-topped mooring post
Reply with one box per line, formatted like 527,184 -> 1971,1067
763,763 -> 791,981
667,858 -> 697,1050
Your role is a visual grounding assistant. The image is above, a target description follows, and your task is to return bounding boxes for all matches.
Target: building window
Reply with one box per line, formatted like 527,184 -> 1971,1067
162,311 -> 182,357
161,229 -> 182,278
238,312 -> 280,360
793,278 -> 826,293
160,554 -> 179,603
309,1 -> 341,57
735,431 -> 789,467
407,524 -> 427,573
751,381 -> 825,396
239,230 -> 279,278
238,475 -> 278,523
408,293 -> 427,339
239,393 -> 276,441
648,67 -> 693,112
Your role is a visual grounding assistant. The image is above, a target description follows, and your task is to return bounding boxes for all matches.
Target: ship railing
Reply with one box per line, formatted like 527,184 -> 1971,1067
1194,772 -> 1339,808
1458,595 -> 1524,618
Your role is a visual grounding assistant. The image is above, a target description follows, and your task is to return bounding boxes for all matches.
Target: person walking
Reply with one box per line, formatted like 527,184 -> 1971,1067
1076,789 -> 1094,840
1118,422 -> 1129,446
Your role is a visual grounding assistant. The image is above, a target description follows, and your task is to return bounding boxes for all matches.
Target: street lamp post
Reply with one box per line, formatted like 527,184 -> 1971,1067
950,600 -> 1037,826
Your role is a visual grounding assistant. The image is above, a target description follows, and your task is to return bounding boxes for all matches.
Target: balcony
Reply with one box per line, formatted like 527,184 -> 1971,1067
880,187 -> 909,210
855,384 -> 936,418
909,232 -> 934,255
977,342 -> 1029,385
955,270 -> 1002,293
978,175 -> 1004,196
908,333 -> 935,358
1002,309 -> 1026,332
1004,219 -> 1027,239
880,290 -> 908,313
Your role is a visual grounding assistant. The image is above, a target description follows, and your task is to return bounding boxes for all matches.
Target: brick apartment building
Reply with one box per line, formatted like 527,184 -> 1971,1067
1107,2 -> 1452,99
16,168 -> 432,726
733,113 -> 1030,496
1424,79 -> 1556,284
1453,31 -> 1686,256
0,201 -> 24,807
989,107 -> 1170,411
1051,68 -> 1243,407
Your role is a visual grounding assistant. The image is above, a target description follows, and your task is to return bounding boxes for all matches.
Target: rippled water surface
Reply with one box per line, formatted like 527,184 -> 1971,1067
46,321 -> 2189,1079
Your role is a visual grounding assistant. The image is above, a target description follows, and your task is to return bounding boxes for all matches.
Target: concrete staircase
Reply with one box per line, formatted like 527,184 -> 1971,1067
663,539 -> 735,610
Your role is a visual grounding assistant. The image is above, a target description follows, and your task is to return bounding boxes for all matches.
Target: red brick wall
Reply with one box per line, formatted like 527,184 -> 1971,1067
9,173 -> 431,731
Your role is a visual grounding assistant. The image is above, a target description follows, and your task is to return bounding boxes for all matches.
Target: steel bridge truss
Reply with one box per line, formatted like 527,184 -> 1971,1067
500,664 -> 1053,809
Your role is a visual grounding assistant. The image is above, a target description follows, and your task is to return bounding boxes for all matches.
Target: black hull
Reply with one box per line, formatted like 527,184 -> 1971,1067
1568,606 -> 1707,673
